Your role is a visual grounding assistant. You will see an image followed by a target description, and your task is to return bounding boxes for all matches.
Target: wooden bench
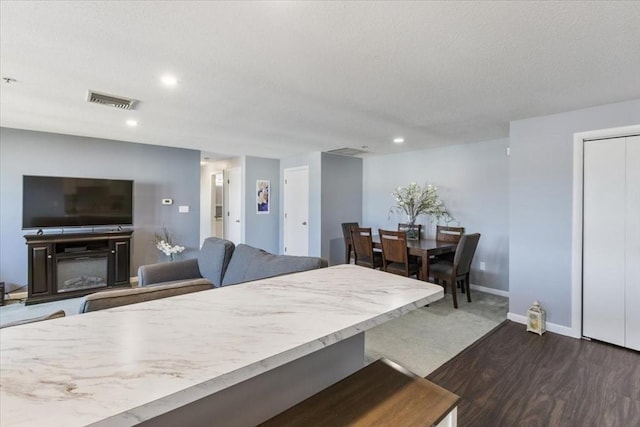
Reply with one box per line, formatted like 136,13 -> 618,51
260,358 -> 459,427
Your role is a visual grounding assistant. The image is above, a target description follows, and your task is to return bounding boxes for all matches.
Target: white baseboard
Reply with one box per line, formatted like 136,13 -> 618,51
469,284 -> 509,298
507,313 -> 581,338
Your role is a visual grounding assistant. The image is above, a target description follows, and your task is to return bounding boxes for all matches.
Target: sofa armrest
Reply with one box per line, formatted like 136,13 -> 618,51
137,258 -> 202,286
79,280 -> 212,313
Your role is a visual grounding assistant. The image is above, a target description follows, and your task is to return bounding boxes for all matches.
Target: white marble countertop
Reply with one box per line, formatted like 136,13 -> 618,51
0,265 -> 443,427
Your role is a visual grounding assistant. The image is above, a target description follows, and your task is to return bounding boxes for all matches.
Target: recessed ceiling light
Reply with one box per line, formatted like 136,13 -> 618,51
161,75 -> 178,86
126,119 -> 138,127
393,137 -> 405,144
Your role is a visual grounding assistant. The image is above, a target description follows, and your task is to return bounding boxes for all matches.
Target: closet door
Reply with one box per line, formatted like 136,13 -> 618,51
625,136 -> 640,351
583,137 -> 626,346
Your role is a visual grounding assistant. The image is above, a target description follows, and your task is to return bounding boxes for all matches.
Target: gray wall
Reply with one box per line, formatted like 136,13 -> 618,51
321,153 -> 363,265
244,156 -> 280,254
280,152 -> 322,257
509,98 -> 640,327
0,128 -> 201,291
363,138 -> 510,292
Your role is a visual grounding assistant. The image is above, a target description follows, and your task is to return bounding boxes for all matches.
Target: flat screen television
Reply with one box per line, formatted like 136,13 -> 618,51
22,175 -> 134,229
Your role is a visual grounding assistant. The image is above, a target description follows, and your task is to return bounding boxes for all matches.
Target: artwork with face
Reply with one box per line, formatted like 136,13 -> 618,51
257,180 -> 270,214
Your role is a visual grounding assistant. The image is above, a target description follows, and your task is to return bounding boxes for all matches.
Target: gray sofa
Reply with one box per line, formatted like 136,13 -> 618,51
79,237 -> 327,313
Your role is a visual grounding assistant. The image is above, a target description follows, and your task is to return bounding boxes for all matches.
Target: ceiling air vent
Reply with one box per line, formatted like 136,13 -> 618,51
326,147 -> 369,157
87,90 -> 136,110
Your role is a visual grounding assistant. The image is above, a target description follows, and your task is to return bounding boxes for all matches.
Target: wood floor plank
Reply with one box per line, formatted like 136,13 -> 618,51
426,320 -> 640,427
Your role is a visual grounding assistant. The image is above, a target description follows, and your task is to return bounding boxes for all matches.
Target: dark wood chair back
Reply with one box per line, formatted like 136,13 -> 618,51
341,222 -> 359,264
436,225 -> 465,242
350,227 -> 381,269
379,229 -> 419,277
398,223 -> 423,240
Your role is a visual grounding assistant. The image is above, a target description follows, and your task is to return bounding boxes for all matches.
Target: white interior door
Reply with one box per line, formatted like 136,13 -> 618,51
624,135 -> 640,351
225,167 -> 242,244
583,135 -> 640,350
284,166 -> 309,256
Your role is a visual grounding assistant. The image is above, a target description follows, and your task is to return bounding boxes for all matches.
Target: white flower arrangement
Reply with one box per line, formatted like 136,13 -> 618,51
390,182 -> 451,224
154,227 -> 185,261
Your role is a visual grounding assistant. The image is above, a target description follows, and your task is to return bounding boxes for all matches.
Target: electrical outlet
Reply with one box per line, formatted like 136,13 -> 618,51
479,262 -> 486,271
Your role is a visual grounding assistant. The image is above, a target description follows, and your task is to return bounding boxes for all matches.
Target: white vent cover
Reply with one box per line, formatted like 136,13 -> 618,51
87,90 -> 136,110
326,147 -> 368,156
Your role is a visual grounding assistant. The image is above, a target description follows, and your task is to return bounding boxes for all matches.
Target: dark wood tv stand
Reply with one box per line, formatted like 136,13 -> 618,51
24,230 -> 133,305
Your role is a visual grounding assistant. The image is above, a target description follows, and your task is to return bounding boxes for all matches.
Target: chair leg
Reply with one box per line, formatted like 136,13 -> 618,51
345,244 -> 352,264
450,275 -> 458,309
465,273 -> 471,302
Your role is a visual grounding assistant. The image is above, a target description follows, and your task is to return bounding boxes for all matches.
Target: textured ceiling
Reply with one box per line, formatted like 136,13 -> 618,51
1,1 -> 639,159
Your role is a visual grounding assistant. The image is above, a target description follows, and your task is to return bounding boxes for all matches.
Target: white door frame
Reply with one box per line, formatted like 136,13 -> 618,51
571,124 -> 640,339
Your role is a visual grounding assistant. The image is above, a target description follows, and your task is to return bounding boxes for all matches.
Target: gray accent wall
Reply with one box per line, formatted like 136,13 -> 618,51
321,153 -> 363,265
509,99 -> 640,328
363,138 -> 510,292
244,156 -> 279,254
0,127 -> 201,291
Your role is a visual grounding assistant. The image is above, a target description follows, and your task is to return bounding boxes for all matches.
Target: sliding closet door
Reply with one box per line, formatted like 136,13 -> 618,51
625,136 -> 640,351
583,135 -> 640,350
583,137 -> 626,346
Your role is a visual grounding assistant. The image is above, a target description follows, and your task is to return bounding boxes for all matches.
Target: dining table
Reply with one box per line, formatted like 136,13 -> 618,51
372,236 -> 457,281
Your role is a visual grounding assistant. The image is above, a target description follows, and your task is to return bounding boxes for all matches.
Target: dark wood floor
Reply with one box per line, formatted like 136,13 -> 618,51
426,320 -> 640,427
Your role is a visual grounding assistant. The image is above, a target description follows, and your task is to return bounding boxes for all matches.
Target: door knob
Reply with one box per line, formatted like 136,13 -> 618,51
302,221 -> 307,225
235,220 -> 240,223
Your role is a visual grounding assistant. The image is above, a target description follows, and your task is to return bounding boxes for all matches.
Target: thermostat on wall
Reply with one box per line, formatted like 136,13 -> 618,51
162,198 -> 173,205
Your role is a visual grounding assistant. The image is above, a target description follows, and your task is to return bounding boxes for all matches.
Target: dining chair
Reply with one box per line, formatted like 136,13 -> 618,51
378,229 -> 420,278
350,227 -> 383,269
398,223 -> 423,240
341,222 -> 359,264
429,233 -> 480,309
433,225 -> 465,264
436,225 -> 465,242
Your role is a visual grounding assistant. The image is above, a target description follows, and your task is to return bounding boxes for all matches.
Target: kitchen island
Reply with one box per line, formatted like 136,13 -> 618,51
1,265 -> 444,426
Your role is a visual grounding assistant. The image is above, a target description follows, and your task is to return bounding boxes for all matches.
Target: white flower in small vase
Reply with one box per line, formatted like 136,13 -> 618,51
389,182 -> 453,239
154,228 -> 185,262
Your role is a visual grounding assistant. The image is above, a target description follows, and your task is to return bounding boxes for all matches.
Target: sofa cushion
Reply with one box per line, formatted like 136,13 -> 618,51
222,244 -> 328,286
78,279 -> 212,313
198,237 -> 235,287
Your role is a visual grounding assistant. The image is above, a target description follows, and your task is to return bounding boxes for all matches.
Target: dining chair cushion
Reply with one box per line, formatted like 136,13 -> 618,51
428,262 -> 453,276
358,251 -> 383,266
385,261 -> 420,277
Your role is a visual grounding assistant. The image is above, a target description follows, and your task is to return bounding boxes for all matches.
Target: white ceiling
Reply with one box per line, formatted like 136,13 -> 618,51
1,1 -> 639,159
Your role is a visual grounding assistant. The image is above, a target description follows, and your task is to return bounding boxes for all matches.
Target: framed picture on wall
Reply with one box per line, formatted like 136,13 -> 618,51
257,180 -> 270,214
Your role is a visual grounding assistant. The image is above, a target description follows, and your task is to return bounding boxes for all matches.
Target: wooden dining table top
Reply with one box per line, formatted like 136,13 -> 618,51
371,236 -> 457,281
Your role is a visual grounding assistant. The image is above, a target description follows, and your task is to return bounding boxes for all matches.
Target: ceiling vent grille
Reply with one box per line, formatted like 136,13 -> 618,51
87,90 -> 136,110
326,147 -> 369,157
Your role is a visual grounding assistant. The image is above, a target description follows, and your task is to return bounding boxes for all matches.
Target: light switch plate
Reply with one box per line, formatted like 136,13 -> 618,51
179,205 -> 189,213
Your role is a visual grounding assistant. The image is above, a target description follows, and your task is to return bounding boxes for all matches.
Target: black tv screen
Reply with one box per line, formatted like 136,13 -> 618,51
23,175 -> 133,229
